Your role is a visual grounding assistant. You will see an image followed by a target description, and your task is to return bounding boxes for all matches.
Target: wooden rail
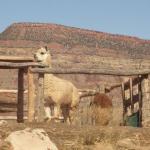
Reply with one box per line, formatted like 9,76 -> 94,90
1,55 -> 150,124
30,67 -> 150,123
0,56 -> 46,123
31,68 -> 150,76
0,56 -> 34,62
0,89 -> 28,93
0,62 -> 46,68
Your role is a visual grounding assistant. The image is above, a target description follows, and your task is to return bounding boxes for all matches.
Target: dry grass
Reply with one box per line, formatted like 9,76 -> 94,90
71,105 -> 112,126
1,121 -> 150,150
89,106 -> 112,126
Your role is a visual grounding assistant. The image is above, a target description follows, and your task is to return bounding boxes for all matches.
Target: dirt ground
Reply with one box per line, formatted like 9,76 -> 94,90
0,121 -> 150,150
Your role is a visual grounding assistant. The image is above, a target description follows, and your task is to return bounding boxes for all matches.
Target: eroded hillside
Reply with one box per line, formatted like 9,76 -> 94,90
0,23 -> 150,59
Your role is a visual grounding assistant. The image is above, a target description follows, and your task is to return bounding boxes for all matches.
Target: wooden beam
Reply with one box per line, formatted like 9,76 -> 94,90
121,82 -> 126,125
124,77 -> 141,90
124,94 -> 139,107
27,67 -> 35,122
0,62 -> 46,68
0,116 -> 28,120
37,73 -> 45,122
17,68 -> 24,123
0,89 -> 28,93
138,76 -> 143,127
31,68 -> 150,76
107,84 -> 122,91
129,78 -> 134,114
80,91 -> 98,98
0,56 -> 34,62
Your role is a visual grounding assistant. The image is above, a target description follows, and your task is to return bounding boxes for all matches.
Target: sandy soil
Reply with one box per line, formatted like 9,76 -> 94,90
0,121 -> 150,150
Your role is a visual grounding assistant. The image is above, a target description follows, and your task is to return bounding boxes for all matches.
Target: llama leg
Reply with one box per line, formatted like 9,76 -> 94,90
44,106 -> 52,121
62,105 -> 69,122
54,105 -> 60,119
68,107 -> 76,125
54,105 -> 64,120
67,109 -> 73,125
50,104 -> 54,117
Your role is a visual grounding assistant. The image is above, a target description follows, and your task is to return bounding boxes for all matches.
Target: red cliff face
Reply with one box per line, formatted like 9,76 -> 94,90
0,22 -> 150,59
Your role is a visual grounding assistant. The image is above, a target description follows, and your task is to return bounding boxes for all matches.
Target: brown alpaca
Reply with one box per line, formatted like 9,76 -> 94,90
90,93 -> 112,125
91,93 -> 112,108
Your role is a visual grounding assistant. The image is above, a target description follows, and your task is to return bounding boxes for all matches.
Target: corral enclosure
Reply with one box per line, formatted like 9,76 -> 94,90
0,23 -> 150,127
0,68 -> 123,126
0,58 -> 150,128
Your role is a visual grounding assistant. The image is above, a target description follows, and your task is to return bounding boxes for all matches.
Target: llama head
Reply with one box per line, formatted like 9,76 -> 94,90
34,46 -> 52,67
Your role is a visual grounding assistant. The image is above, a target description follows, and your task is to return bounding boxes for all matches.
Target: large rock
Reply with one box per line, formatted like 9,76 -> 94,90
5,128 -> 58,150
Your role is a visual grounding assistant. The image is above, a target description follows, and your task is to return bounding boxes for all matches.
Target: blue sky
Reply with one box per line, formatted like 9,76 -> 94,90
0,0 -> 150,39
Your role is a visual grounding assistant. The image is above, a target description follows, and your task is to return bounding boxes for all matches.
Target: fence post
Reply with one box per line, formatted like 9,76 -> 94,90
37,73 -> 45,122
129,78 -> 134,114
138,76 -> 142,127
141,74 -> 150,127
17,68 -> 24,123
27,67 -> 35,122
121,82 -> 126,125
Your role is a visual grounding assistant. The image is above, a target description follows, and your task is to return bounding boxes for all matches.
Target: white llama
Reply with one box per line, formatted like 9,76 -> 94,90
34,46 -> 79,123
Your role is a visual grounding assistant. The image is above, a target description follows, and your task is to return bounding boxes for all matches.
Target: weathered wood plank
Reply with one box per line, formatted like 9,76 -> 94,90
124,77 -> 142,90
121,83 -> 126,125
31,68 -> 150,76
0,62 -> 46,68
80,91 -> 98,98
27,67 -> 35,122
0,56 -> 34,62
0,89 -> 28,93
138,76 -> 142,127
0,116 -> 28,120
124,94 -> 139,107
37,73 -> 45,122
129,78 -> 134,114
17,68 -> 24,123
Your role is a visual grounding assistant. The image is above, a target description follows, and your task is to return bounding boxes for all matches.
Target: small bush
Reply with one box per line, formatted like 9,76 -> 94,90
81,133 -> 95,145
90,106 -> 112,125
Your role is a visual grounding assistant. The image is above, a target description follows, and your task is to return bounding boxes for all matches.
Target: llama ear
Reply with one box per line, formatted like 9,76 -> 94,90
44,46 -> 48,51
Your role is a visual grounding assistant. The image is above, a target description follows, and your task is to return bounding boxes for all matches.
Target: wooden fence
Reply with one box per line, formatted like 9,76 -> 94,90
0,56 -> 44,122
121,76 -> 143,127
1,55 -> 150,124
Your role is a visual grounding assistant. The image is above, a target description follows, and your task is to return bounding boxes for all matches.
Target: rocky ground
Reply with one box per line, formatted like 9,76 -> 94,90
0,121 -> 150,150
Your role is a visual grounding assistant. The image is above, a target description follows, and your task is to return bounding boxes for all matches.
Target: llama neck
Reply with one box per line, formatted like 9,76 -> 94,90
44,74 -> 54,91
44,73 -> 54,79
